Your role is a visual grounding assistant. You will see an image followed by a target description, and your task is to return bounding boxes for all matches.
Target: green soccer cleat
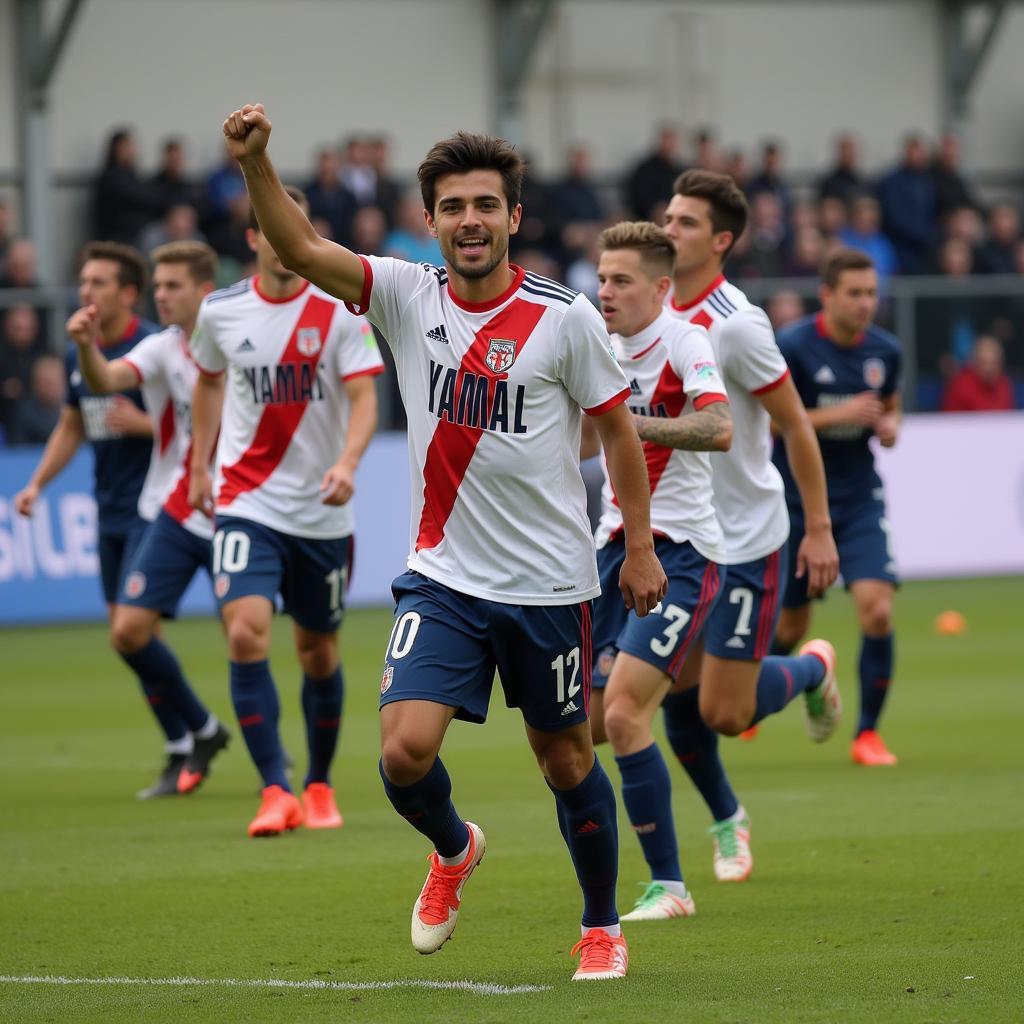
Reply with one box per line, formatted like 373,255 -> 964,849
801,639 -> 842,743
620,881 -> 696,921
709,808 -> 753,882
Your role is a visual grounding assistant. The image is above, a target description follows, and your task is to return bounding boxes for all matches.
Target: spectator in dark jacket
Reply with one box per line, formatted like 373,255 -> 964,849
150,137 -> 202,211
623,126 -> 685,220
818,134 -> 865,205
747,140 -> 793,220
876,135 -> 937,275
976,203 -> 1021,275
8,354 -> 64,444
305,148 -> 357,248
92,129 -> 166,244
0,304 -> 45,435
932,133 -> 976,218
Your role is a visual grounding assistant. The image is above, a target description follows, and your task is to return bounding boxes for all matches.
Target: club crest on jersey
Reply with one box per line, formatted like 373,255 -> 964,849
296,327 -> 322,357
485,338 -> 517,373
863,357 -> 886,389
124,571 -> 146,599
380,665 -> 394,695
214,573 -> 231,599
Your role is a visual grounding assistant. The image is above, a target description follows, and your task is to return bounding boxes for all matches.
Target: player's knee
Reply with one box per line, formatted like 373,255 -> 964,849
602,697 -> 642,753
860,598 -> 892,636
225,616 -> 269,662
699,698 -> 749,737
541,738 -> 592,790
297,640 -> 337,679
380,734 -> 435,787
110,614 -> 150,655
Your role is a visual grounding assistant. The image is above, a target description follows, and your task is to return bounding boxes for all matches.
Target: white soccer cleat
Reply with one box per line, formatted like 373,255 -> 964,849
800,638 -> 842,743
410,821 -> 485,954
710,809 -> 753,882
620,881 -> 696,921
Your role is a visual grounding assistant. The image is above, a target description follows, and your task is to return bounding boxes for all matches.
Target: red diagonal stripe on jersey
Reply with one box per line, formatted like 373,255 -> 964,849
218,294 -> 336,507
164,428 -> 219,525
690,309 -> 713,330
415,297 -> 546,551
158,400 -> 176,454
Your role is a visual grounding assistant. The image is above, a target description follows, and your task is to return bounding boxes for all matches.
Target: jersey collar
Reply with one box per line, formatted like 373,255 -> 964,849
253,275 -> 311,304
816,311 -> 865,346
669,273 -> 725,313
615,308 -> 670,359
446,263 -> 525,313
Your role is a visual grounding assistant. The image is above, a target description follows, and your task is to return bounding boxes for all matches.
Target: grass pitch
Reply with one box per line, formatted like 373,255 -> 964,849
1,576 -> 1022,1023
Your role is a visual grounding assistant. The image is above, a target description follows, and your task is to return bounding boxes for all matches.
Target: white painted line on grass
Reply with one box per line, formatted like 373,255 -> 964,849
0,973 -> 551,996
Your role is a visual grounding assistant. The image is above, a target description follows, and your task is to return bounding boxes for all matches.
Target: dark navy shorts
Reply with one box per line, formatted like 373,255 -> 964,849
211,515 -> 353,634
379,570 -> 593,732
119,510 -> 212,617
704,542 -> 788,661
592,536 -> 722,689
98,515 -> 149,605
783,490 -> 899,608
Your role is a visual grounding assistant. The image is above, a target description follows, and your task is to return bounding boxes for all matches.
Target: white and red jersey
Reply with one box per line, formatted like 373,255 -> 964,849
595,310 -> 728,562
347,257 -> 629,605
667,275 -> 790,564
190,276 -> 384,539
119,326 -> 211,536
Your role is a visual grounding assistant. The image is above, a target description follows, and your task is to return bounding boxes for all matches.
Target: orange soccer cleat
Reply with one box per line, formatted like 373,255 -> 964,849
851,729 -> 898,766
571,929 -> 629,981
248,784 -> 304,837
302,782 -> 343,829
738,725 -> 760,742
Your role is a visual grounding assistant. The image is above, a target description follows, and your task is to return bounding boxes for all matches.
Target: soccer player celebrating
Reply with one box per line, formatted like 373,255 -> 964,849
188,186 -> 384,837
662,171 -> 841,882
587,221 -> 733,920
773,250 -> 902,766
68,242 -> 230,799
224,103 -> 665,980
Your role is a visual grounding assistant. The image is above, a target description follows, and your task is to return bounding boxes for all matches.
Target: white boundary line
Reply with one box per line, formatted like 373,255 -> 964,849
0,973 -> 551,996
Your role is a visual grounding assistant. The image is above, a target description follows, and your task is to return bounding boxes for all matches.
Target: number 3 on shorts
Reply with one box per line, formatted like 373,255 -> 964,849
387,611 -> 421,660
212,530 -> 251,574
650,603 -> 692,656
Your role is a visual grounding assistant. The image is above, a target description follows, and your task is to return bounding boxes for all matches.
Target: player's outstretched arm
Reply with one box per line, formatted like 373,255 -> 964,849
188,371 -> 226,518
13,406 -> 85,516
67,306 -> 139,394
759,378 -> 838,597
633,401 -> 732,452
223,104 -> 366,305
321,375 -> 378,506
593,401 -> 667,616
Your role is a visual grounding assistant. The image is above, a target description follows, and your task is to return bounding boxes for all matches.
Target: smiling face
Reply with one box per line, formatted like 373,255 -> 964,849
425,169 -> 521,281
597,248 -> 670,337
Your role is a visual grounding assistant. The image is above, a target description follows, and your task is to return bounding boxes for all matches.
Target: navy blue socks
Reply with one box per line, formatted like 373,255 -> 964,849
548,758 -> 619,929
302,667 -> 344,787
857,633 -> 894,734
230,659 -> 288,790
662,688 -> 739,821
380,757 -> 470,858
750,654 -> 826,726
122,637 -> 210,743
614,743 -> 681,882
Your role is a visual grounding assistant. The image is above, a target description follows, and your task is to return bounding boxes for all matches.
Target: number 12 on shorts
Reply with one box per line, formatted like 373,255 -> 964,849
551,648 -> 581,703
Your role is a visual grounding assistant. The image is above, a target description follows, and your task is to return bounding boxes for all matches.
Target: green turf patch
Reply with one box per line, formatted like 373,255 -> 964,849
1,577 -> 1022,1022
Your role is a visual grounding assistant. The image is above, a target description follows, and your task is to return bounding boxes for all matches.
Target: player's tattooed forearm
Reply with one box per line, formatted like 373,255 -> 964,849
634,402 -> 731,451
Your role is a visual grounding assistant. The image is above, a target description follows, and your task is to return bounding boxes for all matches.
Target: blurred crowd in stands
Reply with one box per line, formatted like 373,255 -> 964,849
0,124 -> 1020,444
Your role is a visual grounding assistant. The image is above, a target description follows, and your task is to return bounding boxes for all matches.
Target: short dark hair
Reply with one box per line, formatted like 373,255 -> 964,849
822,248 -> 875,288
672,169 -> 748,258
417,131 -> 523,214
249,185 -> 309,232
152,241 -> 218,284
80,241 -> 147,294
598,221 -> 676,278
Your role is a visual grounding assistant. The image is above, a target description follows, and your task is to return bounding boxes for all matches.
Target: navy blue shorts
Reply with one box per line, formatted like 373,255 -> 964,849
783,490 -> 899,608
379,570 -> 593,732
211,515 -> 353,634
98,515 -> 149,605
704,542 -> 788,661
592,537 -> 722,689
119,510 -> 212,617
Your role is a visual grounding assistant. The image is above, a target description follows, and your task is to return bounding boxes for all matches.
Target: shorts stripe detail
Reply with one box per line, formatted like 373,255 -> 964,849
580,602 -> 593,715
668,561 -> 719,680
754,550 -> 781,660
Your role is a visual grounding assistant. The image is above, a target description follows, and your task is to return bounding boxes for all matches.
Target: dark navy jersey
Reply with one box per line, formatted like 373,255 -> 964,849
773,313 -> 901,505
65,316 -> 159,530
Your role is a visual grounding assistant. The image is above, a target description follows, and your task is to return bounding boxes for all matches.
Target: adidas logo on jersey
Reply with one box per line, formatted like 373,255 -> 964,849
236,338 -> 256,353
561,700 -> 580,716
813,365 -> 836,384
629,377 -> 643,395
725,636 -> 746,649
425,324 -> 449,344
